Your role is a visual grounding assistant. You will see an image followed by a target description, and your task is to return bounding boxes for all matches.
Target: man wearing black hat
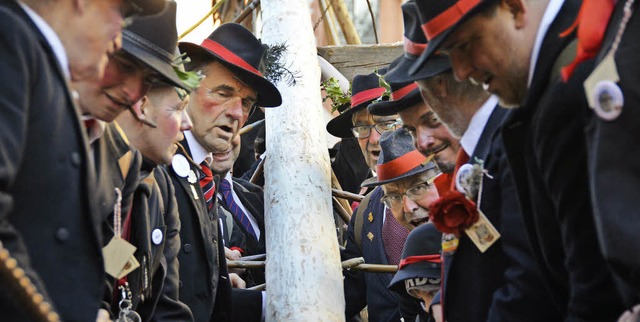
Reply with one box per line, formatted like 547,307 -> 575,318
170,23 -> 282,322
388,223 -> 442,322
409,0 -> 625,320
0,0 -> 164,320
370,2 -> 560,321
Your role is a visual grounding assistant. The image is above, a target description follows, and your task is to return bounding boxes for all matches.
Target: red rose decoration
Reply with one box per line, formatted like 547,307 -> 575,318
429,190 -> 479,235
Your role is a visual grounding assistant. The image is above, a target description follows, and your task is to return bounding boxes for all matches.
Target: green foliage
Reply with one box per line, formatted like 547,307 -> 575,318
321,77 -> 351,113
172,53 -> 204,100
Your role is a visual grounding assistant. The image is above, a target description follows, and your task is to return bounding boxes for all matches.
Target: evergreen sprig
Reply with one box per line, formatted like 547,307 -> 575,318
260,43 -> 299,86
321,77 -> 351,113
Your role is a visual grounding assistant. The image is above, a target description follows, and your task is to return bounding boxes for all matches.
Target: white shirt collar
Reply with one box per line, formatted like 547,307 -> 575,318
81,115 -> 106,145
528,0 -> 565,87
18,1 -> 70,80
460,95 -> 499,156
184,130 -> 212,165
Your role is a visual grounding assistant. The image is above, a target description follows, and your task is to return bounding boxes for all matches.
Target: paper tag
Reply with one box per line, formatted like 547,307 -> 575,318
116,255 -> 140,280
103,237 -> 137,279
464,210 -> 500,253
584,53 -> 620,109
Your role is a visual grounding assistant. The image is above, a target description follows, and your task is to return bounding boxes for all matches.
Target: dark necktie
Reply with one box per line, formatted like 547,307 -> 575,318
199,161 -> 215,210
218,178 -> 257,239
382,208 -> 409,265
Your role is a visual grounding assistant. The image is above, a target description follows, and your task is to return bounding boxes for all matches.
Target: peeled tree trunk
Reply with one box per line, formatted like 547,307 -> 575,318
260,1 -> 346,320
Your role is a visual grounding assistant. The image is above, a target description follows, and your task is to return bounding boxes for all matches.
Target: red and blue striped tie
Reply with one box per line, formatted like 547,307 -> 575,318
200,161 -> 215,210
218,178 -> 257,239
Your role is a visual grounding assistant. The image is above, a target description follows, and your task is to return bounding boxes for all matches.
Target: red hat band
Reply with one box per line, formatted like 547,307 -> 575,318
391,83 -> 418,101
200,38 -> 263,77
351,87 -> 386,108
376,150 -> 426,181
421,0 -> 481,40
404,37 -> 427,57
398,254 -> 442,270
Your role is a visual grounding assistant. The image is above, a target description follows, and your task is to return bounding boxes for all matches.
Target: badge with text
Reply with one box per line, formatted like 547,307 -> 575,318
464,210 -> 500,253
584,53 -> 623,121
441,233 -> 459,255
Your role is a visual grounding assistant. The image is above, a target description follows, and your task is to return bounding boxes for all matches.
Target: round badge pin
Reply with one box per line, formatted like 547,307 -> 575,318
171,154 -> 190,178
593,80 -> 623,121
455,163 -> 474,194
152,228 -> 163,245
187,170 -> 197,184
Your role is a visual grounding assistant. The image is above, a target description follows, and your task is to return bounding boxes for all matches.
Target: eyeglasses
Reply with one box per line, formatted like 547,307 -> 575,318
351,120 -> 399,139
381,180 -> 436,209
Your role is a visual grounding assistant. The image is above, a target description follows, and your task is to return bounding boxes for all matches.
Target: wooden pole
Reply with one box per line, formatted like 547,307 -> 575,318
331,0 -> 361,44
261,0 -> 345,319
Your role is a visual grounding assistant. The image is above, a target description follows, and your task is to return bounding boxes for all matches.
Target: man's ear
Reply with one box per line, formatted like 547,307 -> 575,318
131,97 -> 150,124
502,0 -> 527,29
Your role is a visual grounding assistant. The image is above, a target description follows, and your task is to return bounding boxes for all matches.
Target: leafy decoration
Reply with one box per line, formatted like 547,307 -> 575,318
321,77 -> 351,113
172,53 -> 204,100
260,43 -> 299,86
372,69 -> 391,103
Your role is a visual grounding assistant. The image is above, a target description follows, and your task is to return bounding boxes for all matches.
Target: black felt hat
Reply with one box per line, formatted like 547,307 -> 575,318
122,1 -> 188,90
127,0 -> 167,17
368,56 -> 423,116
388,222 -> 442,295
326,70 -> 388,138
361,128 -> 438,187
179,23 -> 282,107
409,0 -> 497,77
385,1 -> 451,84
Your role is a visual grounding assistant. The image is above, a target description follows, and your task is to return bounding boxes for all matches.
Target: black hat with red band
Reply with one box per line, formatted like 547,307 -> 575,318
179,23 -> 282,107
385,0 -> 450,83
408,0 -> 497,77
361,128 -> 439,187
326,70 -> 388,138
368,56 -> 423,116
388,222 -> 442,295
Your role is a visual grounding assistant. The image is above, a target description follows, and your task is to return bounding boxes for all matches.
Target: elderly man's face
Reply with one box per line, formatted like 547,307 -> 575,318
381,169 -> 440,230
188,61 -> 257,161
67,0 -> 128,81
135,87 -> 192,165
211,134 -> 241,176
399,101 -> 459,174
439,0 -> 532,108
75,51 -> 161,121
351,109 -> 398,171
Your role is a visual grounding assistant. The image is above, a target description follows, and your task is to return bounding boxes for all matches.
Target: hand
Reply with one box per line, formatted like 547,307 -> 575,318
229,273 -> 246,289
95,308 -> 112,322
225,247 -> 242,261
618,304 -> 640,322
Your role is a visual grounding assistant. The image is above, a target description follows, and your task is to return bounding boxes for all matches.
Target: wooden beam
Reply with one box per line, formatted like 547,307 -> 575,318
317,43 -> 404,80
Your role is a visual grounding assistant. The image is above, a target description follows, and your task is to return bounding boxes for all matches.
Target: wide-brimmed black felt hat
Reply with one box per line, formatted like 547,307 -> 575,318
361,128 -> 438,187
388,222 -> 442,295
409,0 -> 497,77
368,56 -> 423,116
179,23 -> 282,107
326,70 -> 388,138
385,1 -> 451,84
122,1 -> 188,90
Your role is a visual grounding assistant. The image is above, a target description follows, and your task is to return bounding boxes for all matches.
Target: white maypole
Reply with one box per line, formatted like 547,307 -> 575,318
260,0 -> 346,320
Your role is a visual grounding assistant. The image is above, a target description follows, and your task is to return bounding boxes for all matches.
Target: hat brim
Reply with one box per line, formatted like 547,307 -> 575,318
123,33 -> 187,91
326,99 -> 382,138
368,88 -> 423,116
388,262 -> 441,295
386,53 -> 451,84
361,155 -> 436,187
179,42 -> 283,107
408,0 -> 494,77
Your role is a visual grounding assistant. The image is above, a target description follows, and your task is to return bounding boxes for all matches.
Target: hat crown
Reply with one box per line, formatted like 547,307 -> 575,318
401,223 -> 442,259
378,128 -> 420,165
402,1 -> 427,45
386,57 -> 418,93
124,0 -> 177,64
351,70 -> 385,96
206,23 -> 266,72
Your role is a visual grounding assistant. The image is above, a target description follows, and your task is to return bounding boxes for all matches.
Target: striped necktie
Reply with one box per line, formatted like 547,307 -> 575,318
200,160 -> 215,210
218,178 -> 257,239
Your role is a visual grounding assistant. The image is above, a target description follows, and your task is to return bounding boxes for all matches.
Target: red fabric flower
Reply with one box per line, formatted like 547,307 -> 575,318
429,190 -> 479,235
